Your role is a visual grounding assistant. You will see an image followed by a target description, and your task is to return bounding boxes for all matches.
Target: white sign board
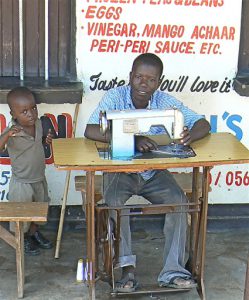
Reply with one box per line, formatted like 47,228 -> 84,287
0,0 -> 248,204
76,0 -> 249,204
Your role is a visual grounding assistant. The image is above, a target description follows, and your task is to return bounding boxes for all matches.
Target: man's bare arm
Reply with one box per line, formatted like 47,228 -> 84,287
180,118 -> 211,146
84,124 -> 111,143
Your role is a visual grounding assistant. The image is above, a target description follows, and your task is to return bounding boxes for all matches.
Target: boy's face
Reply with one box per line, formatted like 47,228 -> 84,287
129,63 -> 161,109
10,94 -> 38,127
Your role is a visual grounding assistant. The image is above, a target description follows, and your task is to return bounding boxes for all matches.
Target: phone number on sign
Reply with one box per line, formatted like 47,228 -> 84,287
0,171 -> 10,201
210,171 -> 249,187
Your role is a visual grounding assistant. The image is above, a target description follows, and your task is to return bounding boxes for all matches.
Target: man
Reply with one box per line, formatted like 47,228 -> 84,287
85,53 -> 210,292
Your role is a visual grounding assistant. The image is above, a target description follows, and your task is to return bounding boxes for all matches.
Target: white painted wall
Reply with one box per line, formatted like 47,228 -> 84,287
0,0 -> 248,204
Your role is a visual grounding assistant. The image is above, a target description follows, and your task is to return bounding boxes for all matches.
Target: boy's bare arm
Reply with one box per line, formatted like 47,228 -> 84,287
0,126 -> 22,151
84,124 -> 111,143
0,131 -> 10,151
44,129 -> 53,145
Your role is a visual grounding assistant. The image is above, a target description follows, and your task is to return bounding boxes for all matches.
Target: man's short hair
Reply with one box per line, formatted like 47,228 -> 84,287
132,53 -> 164,77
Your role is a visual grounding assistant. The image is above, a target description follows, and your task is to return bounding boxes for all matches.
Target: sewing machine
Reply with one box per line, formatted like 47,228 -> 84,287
99,108 -> 197,160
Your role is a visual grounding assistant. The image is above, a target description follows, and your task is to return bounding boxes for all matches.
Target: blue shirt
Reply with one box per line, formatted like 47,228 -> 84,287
88,85 -> 204,180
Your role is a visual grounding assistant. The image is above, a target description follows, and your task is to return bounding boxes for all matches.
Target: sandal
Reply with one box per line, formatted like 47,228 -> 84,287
115,272 -> 139,293
159,276 -> 197,289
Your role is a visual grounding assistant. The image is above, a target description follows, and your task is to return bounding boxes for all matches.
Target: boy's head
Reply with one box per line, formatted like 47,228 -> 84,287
7,87 -> 38,127
130,53 -> 164,109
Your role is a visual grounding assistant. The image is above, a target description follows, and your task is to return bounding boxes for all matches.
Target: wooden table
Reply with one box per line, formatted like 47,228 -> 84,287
0,202 -> 48,298
52,133 -> 249,300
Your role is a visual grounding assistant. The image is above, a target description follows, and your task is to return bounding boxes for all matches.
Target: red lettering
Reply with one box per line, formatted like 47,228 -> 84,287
90,39 -> 120,52
200,42 -> 220,54
85,5 -> 122,20
0,114 -> 7,133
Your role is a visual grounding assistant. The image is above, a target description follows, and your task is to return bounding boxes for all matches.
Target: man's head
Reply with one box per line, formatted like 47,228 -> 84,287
7,87 -> 38,127
129,53 -> 163,109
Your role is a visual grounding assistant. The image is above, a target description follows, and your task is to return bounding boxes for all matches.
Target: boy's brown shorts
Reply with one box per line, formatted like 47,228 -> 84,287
8,177 -> 50,233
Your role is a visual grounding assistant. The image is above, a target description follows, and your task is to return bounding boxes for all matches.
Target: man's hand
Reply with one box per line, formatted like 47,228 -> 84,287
179,119 -> 211,145
179,126 -> 192,146
135,136 -> 158,153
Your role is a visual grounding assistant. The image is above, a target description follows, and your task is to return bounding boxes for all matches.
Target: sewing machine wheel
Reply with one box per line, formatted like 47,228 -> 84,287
99,111 -> 109,135
96,209 -> 115,284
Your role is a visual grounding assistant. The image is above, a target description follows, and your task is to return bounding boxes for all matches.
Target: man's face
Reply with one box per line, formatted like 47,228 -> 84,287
10,94 -> 38,127
130,63 -> 161,109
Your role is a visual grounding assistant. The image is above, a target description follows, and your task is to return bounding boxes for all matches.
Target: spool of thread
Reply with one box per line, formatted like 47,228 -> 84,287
84,259 -> 88,281
76,258 -> 84,282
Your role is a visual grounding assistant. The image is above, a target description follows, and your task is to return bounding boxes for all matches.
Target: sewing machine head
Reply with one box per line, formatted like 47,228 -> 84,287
99,108 -> 185,160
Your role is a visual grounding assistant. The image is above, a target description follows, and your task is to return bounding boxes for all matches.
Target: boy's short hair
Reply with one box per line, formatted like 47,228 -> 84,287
132,53 -> 164,77
7,87 -> 34,108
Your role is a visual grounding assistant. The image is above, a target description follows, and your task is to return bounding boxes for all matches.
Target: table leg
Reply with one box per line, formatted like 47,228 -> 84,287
189,167 -> 200,274
15,222 -> 24,299
86,171 -> 96,300
196,166 -> 211,300
55,170 -> 71,259
244,257 -> 249,300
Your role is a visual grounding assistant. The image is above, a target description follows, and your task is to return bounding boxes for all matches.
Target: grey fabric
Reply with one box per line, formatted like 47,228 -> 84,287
5,118 -> 49,233
6,119 -> 46,183
8,178 -> 50,233
103,170 -> 191,284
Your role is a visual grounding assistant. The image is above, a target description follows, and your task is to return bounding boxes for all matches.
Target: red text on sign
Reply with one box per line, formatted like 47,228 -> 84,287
200,42 -> 220,54
85,5 -> 122,20
209,171 -> 249,187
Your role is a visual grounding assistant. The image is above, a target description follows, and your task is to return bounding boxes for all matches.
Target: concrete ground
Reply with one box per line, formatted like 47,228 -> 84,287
0,226 -> 248,300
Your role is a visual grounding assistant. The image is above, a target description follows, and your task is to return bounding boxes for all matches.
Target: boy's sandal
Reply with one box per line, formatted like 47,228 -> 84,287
159,277 -> 197,289
115,272 -> 139,293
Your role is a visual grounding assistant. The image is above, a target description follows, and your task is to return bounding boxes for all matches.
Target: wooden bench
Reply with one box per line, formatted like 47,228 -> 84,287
0,202 -> 48,298
74,173 -> 202,203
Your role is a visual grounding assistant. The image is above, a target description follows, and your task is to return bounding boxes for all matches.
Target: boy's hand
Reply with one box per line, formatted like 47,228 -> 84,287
45,129 -> 53,145
179,126 -> 192,146
135,136 -> 158,153
8,125 -> 23,137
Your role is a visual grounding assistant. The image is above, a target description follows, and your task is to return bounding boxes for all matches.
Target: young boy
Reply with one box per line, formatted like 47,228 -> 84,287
85,53 -> 211,292
0,87 -> 53,256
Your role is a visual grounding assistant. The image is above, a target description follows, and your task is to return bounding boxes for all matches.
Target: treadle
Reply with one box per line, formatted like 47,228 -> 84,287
110,284 -> 191,297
